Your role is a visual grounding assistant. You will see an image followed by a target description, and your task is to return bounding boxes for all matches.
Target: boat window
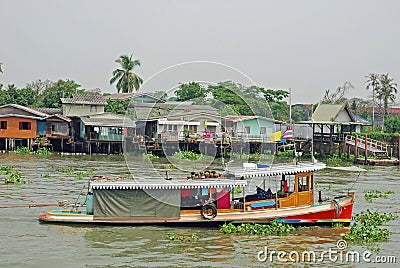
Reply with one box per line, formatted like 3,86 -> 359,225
298,176 -> 309,192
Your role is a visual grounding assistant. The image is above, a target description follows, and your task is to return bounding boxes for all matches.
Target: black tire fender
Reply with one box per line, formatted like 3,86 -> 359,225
201,203 -> 217,220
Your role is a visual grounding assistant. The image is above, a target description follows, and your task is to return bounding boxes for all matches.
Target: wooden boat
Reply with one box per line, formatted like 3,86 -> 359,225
39,162 -> 355,226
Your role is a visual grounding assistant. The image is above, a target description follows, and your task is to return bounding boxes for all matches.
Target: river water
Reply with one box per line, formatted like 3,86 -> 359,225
0,154 -> 399,267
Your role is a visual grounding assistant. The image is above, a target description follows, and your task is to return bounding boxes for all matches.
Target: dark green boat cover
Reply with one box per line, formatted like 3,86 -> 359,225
93,189 -> 180,219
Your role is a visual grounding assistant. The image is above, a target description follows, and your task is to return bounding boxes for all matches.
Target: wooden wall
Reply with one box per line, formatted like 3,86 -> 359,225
0,117 -> 38,138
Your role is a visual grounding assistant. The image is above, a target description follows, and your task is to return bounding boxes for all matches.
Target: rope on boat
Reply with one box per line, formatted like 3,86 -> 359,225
332,199 -> 343,218
0,200 -> 69,209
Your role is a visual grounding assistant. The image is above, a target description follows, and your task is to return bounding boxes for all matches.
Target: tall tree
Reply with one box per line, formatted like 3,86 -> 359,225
377,73 -> 398,116
376,74 -> 398,131
110,54 -> 143,93
37,79 -> 82,108
0,62 -> 3,73
175,82 -> 207,102
322,81 -> 353,104
26,79 -> 53,94
365,73 -> 380,129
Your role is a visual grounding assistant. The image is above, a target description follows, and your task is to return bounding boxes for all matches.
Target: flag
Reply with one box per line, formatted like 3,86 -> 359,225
269,131 -> 282,142
282,128 -> 294,140
204,119 -> 208,129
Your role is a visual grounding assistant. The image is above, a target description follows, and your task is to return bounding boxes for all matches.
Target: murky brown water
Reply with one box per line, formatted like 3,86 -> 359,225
0,154 -> 399,267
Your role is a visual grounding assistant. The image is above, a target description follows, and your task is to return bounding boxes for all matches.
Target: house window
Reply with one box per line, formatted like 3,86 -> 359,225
208,126 -> 217,132
90,105 -> 97,113
260,127 -> 266,134
0,121 -> 7,129
110,128 -> 117,134
19,122 -> 31,130
245,126 -> 250,133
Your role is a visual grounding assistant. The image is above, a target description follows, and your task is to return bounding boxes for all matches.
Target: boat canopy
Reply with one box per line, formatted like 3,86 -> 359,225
91,179 -> 247,190
226,162 -> 326,178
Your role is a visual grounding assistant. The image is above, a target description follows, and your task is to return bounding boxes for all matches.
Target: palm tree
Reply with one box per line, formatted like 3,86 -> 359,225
110,54 -> 143,93
376,74 -> 398,131
0,62 -> 3,73
365,73 -> 380,130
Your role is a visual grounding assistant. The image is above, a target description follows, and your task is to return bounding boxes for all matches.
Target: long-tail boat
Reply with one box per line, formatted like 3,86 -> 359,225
39,162 -> 355,226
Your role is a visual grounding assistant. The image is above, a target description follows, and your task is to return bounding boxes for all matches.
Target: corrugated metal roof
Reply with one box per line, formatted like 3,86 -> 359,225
61,94 -> 108,105
312,103 -> 355,122
224,115 -> 282,124
80,113 -> 135,127
106,92 -> 165,103
0,104 -> 49,118
46,114 -> 72,122
226,162 -> 326,178
91,179 -> 247,190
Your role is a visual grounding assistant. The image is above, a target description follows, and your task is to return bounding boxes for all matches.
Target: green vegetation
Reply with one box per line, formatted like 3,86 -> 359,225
1,166 -> 26,185
166,232 -> 199,242
58,167 -> 93,179
364,190 -> 395,202
13,146 -> 31,154
322,154 -> 354,167
172,151 -> 203,161
58,167 -> 75,175
175,82 -> 208,102
110,54 -> 143,93
144,152 -> 159,160
75,169 -> 93,180
232,187 -> 242,195
333,223 -> 345,228
36,147 -> 52,156
163,164 -> 177,169
220,222 -> 295,236
104,98 -> 130,114
342,210 -> 398,244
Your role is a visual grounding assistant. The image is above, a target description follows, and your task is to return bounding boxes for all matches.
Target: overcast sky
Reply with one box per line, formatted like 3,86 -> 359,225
1,0 -> 399,104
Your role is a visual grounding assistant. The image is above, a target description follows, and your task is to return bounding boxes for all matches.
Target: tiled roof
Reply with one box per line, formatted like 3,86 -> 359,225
35,107 -> 62,115
61,94 -> 108,105
80,113 -> 135,127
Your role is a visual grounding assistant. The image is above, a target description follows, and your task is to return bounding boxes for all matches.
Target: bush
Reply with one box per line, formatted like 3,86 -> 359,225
220,222 -> 295,236
13,146 -> 31,154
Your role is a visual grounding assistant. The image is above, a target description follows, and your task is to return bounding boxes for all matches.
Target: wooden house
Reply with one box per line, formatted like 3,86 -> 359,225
138,112 -> 223,142
80,113 -> 135,141
0,104 -> 48,150
296,103 -> 369,156
79,113 -> 136,154
61,93 -> 108,117
224,116 -> 282,142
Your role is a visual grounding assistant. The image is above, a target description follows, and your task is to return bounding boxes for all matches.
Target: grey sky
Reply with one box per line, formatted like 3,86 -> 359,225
1,0 -> 399,104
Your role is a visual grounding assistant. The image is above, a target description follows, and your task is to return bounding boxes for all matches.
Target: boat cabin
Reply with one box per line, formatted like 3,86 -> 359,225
226,163 -> 326,210
87,179 -> 247,221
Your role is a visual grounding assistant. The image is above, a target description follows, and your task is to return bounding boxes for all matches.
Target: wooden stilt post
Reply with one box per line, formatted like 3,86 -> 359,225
5,138 -> 8,151
398,136 -> 400,161
344,136 -> 348,158
61,138 -> 64,152
354,134 -> 358,162
364,135 -> 368,165
108,141 -> 111,155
